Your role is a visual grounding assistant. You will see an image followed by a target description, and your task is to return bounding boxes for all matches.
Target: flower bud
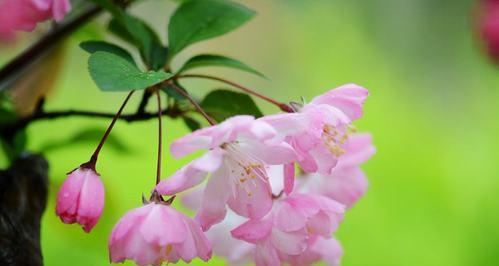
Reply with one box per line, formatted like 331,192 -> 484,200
56,167 -> 104,232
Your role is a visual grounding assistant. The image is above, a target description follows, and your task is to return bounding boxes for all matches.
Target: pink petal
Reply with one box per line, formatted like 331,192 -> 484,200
77,171 -> 105,232
231,218 -> 273,244
56,168 -> 85,216
260,112 -> 307,137
238,140 -> 296,165
270,228 -> 307,255
139,204 -> 187,245
170,115 -> 255,157
324,166 -> 369,208
109,205 -> 151,243
239,119 -> 277,140
311,237 -> 343,266
255,240 -> 281,266
283,163 -> 295,195
156,149 -> 224,195
273,202 -> 306,232
30,0 -> 50,10
306,211 -> 333,237
337,133 -> 376,168
196,165 -> 231,231
310,83 -> 369,121
176,215 -> 212,262
52,0 -> 71,21
227,176 -> 273,219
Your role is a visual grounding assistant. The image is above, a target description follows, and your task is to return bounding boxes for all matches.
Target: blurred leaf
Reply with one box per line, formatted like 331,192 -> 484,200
108,15 -> 168,70
39,128 -> 131,153
178,54 -> 265,77
200,89 -> 262,122
0,94 -> 27,162
0,130 -> 27,163
182,117 -> 201,131
89,0 -> 121,17
80,41 -> 134,64
88,51 -> 172,91
0,94 -> 16,124
168,0 -> 255,56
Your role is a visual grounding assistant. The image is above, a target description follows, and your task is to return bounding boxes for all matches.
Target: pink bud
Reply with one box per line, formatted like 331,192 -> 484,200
477,0 -> 499,63
109,203 -> 212,265
56,167 -> 104,232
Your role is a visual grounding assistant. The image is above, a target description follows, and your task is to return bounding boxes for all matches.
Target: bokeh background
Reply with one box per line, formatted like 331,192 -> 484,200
2,0 -> 499,265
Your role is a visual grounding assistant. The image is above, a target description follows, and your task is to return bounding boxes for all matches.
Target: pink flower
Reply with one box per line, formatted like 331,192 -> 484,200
281,236 -> 343,266
476,0 -> 499,63
0,0 -> 70,38
156,115 -> 296,231
299,133 -> 376,208
108,203 -> 212,265
55,167 -> 105,232
231,194 -> 345,266
261,84 -> 369,192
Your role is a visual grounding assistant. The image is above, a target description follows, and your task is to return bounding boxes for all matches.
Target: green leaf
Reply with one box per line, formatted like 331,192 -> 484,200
80,41 -> 134,64
178,54 -> 265,77
200,89 -> 263,122
108,15 -> 168,70
168,0 -> 255,56
88,51 -> 173,91
182,117 -> 201,131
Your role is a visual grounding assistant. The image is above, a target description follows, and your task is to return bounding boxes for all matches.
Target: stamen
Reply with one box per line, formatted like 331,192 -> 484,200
322,124 -> 350,156
222,143 -> 268,197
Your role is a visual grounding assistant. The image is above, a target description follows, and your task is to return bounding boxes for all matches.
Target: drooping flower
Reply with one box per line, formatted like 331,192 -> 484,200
55,166 -> 104,232
231,193 -> 345,266
298,133 -> 376,208
0,0 -> 71,38
476,0 -> 499,63
156,115 -> 296,231
109,202 -> 212,265
261,84 -> 369,193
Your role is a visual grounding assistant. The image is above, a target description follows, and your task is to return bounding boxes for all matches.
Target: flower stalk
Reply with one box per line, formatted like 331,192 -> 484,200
83,90 -> 135,170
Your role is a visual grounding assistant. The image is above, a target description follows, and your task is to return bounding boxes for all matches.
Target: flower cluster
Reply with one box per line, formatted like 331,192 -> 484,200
0,0 -> 71,40
54,84 -> 373,265
155,84 -> 375,265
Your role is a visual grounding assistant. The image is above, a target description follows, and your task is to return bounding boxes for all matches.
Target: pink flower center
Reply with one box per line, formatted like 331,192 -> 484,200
224,143 -> 267,197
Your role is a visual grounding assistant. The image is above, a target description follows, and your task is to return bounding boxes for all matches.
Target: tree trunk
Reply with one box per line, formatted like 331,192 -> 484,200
0,154 -> 48,266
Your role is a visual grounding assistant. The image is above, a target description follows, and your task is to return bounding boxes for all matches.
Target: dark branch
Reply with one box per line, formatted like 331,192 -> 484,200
136,89 -> 153,115
0,106 -> 183,140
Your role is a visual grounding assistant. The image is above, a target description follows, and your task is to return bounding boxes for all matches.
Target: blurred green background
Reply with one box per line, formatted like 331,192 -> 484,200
2,0 -> 499,265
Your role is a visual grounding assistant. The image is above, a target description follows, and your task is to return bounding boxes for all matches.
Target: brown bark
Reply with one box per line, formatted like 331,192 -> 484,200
0,154 -> 49,266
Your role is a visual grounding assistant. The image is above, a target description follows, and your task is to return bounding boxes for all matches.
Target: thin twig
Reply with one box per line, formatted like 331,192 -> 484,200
86,90 -> 135,169
175,74 -> 293,112
155,90 -> 163,185
168,82 -> 217,125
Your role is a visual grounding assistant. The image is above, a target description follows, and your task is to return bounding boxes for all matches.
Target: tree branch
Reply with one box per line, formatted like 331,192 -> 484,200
0,106 -> 184,140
